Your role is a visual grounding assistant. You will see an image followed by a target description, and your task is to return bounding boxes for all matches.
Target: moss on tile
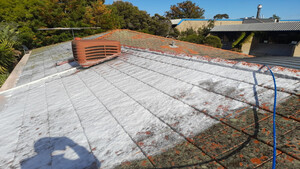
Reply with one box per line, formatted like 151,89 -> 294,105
219,139 -> 275,168
276,95 -> 300,120
259,153 -> 300,169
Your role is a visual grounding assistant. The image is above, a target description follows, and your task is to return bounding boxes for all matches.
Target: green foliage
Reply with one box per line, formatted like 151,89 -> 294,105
179,28 -> 204,44
110,1 -> 173,37
272,14 -> 280,22
0,43 -> 15,73
181,28 -> 197,36
0,0 -> 175,49
197,20 -> 215,37
0,0 -> 115,48
232,32 -> 246,48
179,34 -> 204,44
166,0 -> 205,19
213,14 -> 229,19
204,35 -> 222,48
0,73 -> 9,87
231,32 -> 254,50
111,1 -> 150,30
149,14 -> 172,36
85,0 -> 121,30
179,28 -> 222,48
18,26 -> 35,49
0,23 -> 21,74
0,23 -> 19,46
179,18 -> 216,44
168,28 -> 180,38
241,32 -> 255,45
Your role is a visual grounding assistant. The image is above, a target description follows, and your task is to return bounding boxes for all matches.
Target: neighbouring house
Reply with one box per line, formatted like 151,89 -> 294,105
211,22 -> 300,57
171,18 -> 244,32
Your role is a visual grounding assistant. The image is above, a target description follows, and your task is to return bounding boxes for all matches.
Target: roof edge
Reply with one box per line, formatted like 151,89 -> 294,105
0,51 -> 31,92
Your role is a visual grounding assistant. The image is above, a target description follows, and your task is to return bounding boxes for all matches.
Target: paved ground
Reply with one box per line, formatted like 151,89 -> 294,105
234,56 -> 300,70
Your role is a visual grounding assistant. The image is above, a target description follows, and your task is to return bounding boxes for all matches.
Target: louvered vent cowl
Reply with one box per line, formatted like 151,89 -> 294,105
71,38 -> 121,68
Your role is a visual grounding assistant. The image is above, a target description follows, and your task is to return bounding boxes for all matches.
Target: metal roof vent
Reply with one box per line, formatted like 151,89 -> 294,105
170,40 -> 178,48
256,4 -> 263,19
72,38 -> 121,68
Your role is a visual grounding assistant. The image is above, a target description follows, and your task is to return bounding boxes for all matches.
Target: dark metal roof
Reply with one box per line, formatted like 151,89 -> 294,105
175,18 -> 243,26
38,27 -> 101,31
211,22 -> 300,32
242,18 -> 275,24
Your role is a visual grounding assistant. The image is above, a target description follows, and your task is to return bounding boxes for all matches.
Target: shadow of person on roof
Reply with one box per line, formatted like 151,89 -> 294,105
20,137 -> 100,169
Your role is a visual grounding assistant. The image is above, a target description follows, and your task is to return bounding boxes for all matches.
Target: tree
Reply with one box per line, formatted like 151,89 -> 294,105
196,19 -> 215,37
165,0 -> 205,19
86,0 -> 105,5
111,1 -> 151,31
272,14 -> 280,22
84,0 -> 121,30
148,14 -> 172,36
213,14 -> 229,20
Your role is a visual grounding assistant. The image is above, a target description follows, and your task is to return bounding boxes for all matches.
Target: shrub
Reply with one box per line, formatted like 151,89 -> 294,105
204,35 -> 222,48
0,23 -> 20,73
0,42 -> 15,73
0,73 -> 9,87
181,27 -> 197,36
179,34 -> 204,44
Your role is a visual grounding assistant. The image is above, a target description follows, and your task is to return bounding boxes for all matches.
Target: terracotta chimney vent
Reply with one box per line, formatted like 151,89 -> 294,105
72,39 -> 121,68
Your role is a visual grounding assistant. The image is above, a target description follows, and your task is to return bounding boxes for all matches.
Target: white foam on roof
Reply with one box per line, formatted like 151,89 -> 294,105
0,47 -> 299,168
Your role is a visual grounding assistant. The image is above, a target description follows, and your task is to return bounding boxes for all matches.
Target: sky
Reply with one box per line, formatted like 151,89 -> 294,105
105,0 -> 300,20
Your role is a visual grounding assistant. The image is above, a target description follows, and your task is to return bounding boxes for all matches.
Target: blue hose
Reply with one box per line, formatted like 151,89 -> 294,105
265,65 -> 277,169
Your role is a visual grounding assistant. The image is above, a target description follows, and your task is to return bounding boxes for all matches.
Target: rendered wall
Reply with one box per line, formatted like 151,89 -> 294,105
176,20 -> 243,32
241,36 -> 254,55
292,43 -> 300,57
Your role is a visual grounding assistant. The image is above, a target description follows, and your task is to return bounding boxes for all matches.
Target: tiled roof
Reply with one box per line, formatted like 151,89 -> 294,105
15,32 -> 108,86
211,22 -> 300,32
0,30 -> 299,169
96,29 -> 253,59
